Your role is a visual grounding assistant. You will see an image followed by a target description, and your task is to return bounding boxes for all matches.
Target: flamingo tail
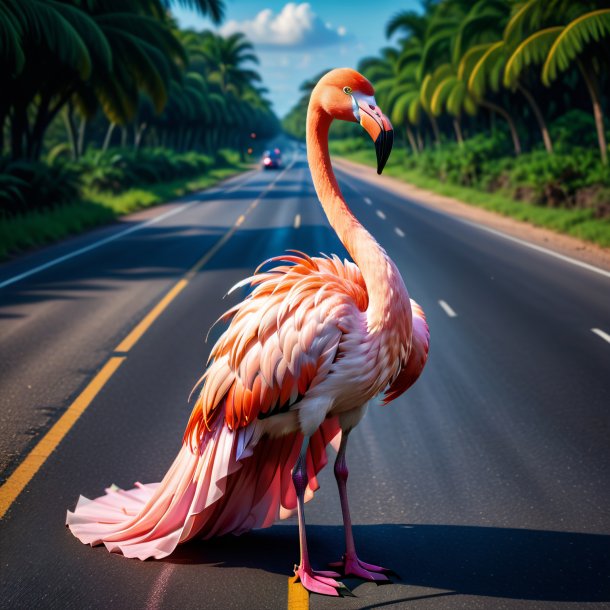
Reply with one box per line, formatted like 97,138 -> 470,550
66,417 -> 340,560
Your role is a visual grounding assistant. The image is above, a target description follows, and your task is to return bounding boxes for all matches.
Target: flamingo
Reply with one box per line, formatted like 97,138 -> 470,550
67,68 -> 430,597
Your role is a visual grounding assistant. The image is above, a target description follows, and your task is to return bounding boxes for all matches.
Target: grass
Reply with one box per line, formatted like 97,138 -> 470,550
0,165 -> 248,261
334,147 -> 610,248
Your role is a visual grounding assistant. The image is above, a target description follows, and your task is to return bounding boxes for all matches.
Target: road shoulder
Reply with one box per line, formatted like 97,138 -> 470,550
334,157 -> 610,273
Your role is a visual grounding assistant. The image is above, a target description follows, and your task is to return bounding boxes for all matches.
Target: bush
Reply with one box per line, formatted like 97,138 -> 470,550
0,158 -> 81,218
397,137 -> 610,217
75,148 -> 214,193
329,137 -> 369,155
0,148 -> 218,218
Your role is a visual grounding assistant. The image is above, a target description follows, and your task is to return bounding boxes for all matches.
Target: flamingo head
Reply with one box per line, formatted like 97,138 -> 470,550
314,68 -> 393,174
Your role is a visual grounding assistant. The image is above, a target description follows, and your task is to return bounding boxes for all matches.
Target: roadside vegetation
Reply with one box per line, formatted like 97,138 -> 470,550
0,0 -> 279,260
284,0 -> 610,247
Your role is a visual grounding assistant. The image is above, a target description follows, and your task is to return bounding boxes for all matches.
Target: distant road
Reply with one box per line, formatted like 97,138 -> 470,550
1,144 -> 609,609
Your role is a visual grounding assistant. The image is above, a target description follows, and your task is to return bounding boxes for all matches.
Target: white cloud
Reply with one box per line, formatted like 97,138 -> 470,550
219,3 -> 347,48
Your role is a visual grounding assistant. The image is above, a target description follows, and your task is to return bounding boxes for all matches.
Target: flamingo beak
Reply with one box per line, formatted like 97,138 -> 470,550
352,94 -> 393,174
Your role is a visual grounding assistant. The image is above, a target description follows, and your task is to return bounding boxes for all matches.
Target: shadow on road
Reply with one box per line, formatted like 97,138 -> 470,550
164,523 -> 610,603
0,221 -> 345,318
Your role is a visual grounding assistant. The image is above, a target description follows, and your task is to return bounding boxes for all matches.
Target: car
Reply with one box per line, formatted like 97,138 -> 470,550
262,148 -> 282,169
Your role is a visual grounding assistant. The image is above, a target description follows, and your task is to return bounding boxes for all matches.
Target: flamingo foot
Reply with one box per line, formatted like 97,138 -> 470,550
329,553 -> 392,582
294,564 -> 352,596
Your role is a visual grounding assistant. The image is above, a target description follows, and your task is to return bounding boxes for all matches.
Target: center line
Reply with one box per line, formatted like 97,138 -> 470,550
294,213 -> 301,229
364,197 -> 372,205
287,575 -> 309,609
591,328 -> 610,345
395,227 -> 405,237
376,210 -> 386,220
439,300 -> 457,318
0,170 -> 259,290
0,161 -> 295,519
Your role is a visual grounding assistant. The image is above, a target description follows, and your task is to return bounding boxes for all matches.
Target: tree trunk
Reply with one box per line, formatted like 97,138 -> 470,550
480,99 -> 521,155
10,106 -> 27,159
102,123 -> 116,152
63,103 -> 78,160
416,127 -> 424,152
578,61 -> 607,165
405,124 -> 419,155
428,113 -> 441,146
77,116 -> 87,158
517,82 -> 553,153
121,127 -> 128,147
453,118 -> 464,147
134,122 -> 148,151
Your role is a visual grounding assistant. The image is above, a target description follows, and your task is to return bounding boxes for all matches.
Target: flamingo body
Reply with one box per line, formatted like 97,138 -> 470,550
67,68 -> 429,594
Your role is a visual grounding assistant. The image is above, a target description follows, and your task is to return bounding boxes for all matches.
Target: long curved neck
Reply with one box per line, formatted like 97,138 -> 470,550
306,104 -> 408,331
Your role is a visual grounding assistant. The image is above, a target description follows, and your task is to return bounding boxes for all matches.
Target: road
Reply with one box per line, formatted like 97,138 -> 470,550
1,143 -> 609,609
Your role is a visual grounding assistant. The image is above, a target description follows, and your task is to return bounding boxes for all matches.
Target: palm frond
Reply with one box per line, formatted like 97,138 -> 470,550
161,0 -> 224,25
542,9 -> 610,84
468,40 -> 506,96
504,27 -> 562,87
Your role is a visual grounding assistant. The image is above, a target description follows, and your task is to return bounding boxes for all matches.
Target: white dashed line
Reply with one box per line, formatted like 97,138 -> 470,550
438,300 -> 457,318
395,227 -> 405,238
591,328 -> 610,345
364,197 -> 372,205
376,210 -> 386,220
293,213 -> 301,229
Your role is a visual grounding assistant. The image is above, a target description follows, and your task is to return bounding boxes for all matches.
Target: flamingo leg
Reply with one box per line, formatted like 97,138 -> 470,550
293,437 -> 347,596
329,429 -> 392,582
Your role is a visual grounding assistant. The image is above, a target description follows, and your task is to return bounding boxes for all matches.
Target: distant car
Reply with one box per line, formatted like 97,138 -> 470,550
262,148 -> 282,169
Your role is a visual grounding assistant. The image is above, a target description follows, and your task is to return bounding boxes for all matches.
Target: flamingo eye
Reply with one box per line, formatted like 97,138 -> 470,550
343,86 -> 352,95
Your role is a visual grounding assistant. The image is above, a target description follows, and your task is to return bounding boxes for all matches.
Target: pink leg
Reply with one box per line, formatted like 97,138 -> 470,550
329,430 -> 392,582
293,437 -> 349,596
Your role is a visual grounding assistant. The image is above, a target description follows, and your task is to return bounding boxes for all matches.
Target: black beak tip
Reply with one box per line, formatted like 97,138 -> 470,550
375,129 -> 393,175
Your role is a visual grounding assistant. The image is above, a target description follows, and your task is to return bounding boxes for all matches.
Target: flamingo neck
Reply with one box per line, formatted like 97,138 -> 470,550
306,105 -> 409,331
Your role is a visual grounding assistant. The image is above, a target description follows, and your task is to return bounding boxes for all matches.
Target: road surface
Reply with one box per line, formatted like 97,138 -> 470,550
1,144 -> 609,609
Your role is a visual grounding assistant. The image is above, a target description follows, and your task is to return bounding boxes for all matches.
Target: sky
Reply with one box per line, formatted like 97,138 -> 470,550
172,1 -> 420,117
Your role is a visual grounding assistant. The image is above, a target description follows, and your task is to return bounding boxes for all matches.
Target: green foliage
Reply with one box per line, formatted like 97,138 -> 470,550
337,147 -> 610,247
397,138 -> 610,217
74,148 -> 214,193
1,1 -> 276,162
313,0 -> 610,163
542,9 -> 610,85
0,158 -> 245,260
0,158 -> 81,217
550,110 -> 598,149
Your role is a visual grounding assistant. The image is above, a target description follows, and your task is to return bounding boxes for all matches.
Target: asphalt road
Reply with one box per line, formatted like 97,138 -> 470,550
1,143 -> 609,609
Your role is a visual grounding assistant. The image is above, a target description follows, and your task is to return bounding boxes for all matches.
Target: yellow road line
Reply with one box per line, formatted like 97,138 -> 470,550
0,163 -> 293,519
287,576 -> 309,610
116,280 -> 189,352
118,214 -> 252,353
0,357 -> 125,518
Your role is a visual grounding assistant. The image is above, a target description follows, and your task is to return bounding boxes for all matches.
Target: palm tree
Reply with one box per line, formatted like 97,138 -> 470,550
504,0 -> 610,163
468,37 -> 555,153
146,30 -> 276,156
1,0 -> 190,160
360,49 -> 424,154
1,0 -> 112,158
163,0 -> 224,24
385,9 -> 441,148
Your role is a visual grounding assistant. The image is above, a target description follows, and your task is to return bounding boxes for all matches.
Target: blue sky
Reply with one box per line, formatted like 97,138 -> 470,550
172,1 -> 420,117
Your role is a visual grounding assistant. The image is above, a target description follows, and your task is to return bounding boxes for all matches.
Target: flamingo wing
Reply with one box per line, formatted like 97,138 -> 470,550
184,252 -> 369,445
382,299 -> 429,405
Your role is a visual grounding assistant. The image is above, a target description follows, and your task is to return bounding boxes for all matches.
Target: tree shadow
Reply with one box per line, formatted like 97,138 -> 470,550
163,523 -> 610,603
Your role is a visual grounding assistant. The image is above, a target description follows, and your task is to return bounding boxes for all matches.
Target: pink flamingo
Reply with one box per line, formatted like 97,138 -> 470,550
67,68 -> 429,597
